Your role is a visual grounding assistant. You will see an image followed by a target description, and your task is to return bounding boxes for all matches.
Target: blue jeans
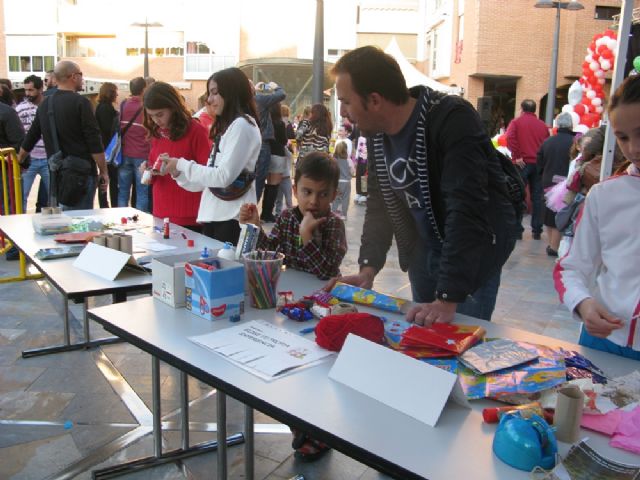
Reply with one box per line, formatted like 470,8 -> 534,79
520,163 -> 543,234
408,238 -> 503,321
579,328 -> 640,360
255,142 -> 271,202
275,176 -> 292,215
60,175 -> 96,211
21,158 -> 50,212
118,156 -> 149,212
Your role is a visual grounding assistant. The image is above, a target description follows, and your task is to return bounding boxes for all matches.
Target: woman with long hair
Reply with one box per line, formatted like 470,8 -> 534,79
143,81 -> 211,231
95,82 -> 119,207
296,103 -> 332,159
259,101 -> 288,222
162,67 -> 261,244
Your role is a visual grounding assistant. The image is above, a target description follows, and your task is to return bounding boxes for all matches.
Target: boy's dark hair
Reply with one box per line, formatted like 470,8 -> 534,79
294,151 -> 339,191
609,74 -> 640,112
23,74 -> 43,90
129,76 -> 146,96
521,99 -> 536,113
331,46 -> 409,106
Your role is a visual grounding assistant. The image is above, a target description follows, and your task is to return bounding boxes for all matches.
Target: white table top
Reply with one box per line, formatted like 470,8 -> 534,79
0,208 -> 222,298
88,269 -> 640,480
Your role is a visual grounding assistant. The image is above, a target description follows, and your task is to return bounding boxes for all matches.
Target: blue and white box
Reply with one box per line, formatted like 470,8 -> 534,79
185,258 -> 244,322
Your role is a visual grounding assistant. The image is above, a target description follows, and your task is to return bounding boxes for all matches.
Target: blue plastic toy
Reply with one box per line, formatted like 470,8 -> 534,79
493,411 -> 557,471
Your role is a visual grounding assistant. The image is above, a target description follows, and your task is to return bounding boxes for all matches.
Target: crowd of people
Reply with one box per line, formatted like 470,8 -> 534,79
1,47 -> 638,458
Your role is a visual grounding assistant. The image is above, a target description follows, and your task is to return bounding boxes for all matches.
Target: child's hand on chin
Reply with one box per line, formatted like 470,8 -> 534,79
300,211 -> 327,244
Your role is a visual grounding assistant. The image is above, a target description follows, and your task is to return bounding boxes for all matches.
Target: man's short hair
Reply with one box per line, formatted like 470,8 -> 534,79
521,99 -> 536,113
556,112 -> 573,129
23,75 -> 43,90
130,77 -> 146,96
331,46 -> 409,105
294,151 -> 340,191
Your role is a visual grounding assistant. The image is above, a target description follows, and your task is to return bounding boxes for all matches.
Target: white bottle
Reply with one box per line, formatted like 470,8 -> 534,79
217,242 -> 236,261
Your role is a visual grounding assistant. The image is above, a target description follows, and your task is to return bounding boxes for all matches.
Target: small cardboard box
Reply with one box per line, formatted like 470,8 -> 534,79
152,253 -> 201,307
185,258 -> 245,321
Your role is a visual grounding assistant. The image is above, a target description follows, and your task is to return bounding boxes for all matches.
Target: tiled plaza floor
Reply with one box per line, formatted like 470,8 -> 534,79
0,183 -> 580,479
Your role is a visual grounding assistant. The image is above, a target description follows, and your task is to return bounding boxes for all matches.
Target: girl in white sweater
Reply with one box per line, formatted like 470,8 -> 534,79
163,67 -> 261,244
554,75 -> 640,360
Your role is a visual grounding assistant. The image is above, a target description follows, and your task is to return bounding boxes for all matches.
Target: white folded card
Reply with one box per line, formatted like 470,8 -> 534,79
329,333 -> 470,427
73,242 -> 143,281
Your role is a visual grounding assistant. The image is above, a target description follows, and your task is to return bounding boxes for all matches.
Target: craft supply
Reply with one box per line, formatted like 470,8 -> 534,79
315,313 -> 384,352
299,326 -> 316,335
243,251 -> 285,309
118,234 -> 133,254
163,218 -> 170,239
330,282 -> 410,313
236,223 -> 260,260
459,339 -> 539,374
276,291 -> 294,311
187,239 -> 195,247
201,247 -> 210,258
93,235 -> 106,247
482,402 -> 546,424
218,242 -> 236,261
106,234 -> 120,251
141,168 -> 152,185
398,323 -> 485,357
554,385 -> 585,443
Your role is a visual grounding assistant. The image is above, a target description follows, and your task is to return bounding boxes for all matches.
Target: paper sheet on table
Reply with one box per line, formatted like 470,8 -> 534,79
189,320 -> 333,381
135,241 -> 177,252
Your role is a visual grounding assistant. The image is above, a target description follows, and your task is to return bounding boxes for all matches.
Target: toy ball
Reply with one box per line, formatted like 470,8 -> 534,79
493,412 -> 557,472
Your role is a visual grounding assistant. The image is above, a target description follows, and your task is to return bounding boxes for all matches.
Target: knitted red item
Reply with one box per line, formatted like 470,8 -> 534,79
315,313 -> 384,352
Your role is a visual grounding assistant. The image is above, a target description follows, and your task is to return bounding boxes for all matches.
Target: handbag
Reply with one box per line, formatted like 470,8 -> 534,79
106,105 -> 142,167
555,193 -> 585,233
46,93 -> 92,206
207,135 -> 256,201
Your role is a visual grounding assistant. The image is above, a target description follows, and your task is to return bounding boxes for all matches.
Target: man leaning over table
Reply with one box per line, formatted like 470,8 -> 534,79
18,60 -> 108,209
329,46 -> 518,326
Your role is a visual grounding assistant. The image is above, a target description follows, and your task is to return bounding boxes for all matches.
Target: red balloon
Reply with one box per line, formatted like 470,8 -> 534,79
590,42 -> 597,51
594,33 -> 603,41
604,29 -> 615,38
574,104 -> 586,115
597,45 -> 608,54
601,50 -> 613,60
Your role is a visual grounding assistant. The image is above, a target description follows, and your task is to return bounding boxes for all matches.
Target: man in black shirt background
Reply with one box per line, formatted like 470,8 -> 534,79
19,61 -> 107,209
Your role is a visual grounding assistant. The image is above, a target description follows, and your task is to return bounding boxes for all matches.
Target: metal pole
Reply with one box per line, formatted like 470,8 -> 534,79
143,18 -> 149,78
601,0 -> 634,178
312,0 -> 324,103
544,4 -> 561,125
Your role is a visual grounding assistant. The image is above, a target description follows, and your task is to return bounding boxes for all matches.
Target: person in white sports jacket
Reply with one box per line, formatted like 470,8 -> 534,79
554,74 -> 640,360
162,67 -> 261,245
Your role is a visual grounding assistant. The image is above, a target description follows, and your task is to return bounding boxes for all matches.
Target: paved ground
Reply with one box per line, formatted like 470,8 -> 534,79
0,182 -> 580,480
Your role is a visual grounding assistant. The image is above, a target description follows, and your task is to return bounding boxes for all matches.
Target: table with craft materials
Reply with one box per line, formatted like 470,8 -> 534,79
0,207 -> 222,357
88,268 -> 640,480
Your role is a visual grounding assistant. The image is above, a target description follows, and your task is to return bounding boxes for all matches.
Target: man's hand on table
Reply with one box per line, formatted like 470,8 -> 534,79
324,266 -> 376,291
406,300 -> 457,326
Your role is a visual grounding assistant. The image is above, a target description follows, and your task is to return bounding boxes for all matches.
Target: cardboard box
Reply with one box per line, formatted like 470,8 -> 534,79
152,253 -> 201,307
185,258 -> 245,322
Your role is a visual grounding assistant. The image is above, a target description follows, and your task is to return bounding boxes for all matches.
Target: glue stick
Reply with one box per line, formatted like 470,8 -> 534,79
482,402 -> 546,424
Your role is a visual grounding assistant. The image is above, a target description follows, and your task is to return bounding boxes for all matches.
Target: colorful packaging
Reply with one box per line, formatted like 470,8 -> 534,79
330,282 -> 409,313
185,258 -> 244,322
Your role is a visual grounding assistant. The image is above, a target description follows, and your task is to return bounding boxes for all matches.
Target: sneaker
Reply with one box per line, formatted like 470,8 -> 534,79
546,245 -> 558,257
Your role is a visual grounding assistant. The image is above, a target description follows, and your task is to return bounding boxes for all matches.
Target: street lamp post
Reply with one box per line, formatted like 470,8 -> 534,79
535,0 -> 584,126
131,18 -> 163,78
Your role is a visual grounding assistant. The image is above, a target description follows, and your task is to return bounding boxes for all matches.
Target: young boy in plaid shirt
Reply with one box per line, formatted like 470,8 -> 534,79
240,151 -> 347,280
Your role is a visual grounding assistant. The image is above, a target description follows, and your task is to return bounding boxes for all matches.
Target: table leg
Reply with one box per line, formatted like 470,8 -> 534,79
63,293 -> 71,346
83,297 -> 90,345
245,404 -> 254,480
152,356 -> 163,458
180,371 -> 189,450
217,390 -> 227,480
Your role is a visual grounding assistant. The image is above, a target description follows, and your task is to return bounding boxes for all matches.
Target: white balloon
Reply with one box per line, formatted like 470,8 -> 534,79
591,97 -> 602,107
574,124 -> 589,134
570,111 -> 580,128
561,104 -> 573,114
567,81 -> 583,106
595,69 -> 605,78
586,89 -> 596,99
595,106 -> 604,113
601,60 -> 612,70
585,54 -> 593,63
607,38 -> 617,51
595,38 -> 607,47
598,77 -> 606,85
590,61 -> 600,71
587,48 -> 594,56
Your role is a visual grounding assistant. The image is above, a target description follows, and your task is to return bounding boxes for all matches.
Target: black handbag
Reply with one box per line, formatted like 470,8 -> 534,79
207,134 -> 255,201
46,94 -> 92,206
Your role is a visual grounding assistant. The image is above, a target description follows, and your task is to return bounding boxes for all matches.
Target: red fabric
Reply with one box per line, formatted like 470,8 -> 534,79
400,323 -> 484,355
506,112 -> 549,164
315,313 -> 384,352
120,96 -> 151,159
150,120 -> 212,226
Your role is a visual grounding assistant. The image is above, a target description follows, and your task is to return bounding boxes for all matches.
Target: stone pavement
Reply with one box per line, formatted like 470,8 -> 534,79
0,187 -> 580,480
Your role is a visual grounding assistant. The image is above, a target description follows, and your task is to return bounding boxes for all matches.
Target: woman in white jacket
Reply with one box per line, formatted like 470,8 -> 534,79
163,67 -> 261,244
554,74 -> 640,360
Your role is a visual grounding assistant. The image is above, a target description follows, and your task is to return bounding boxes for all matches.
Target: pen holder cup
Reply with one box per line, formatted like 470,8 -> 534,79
242,251 -> 285,309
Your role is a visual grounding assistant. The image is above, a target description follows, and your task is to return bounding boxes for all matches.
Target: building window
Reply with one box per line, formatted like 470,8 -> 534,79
431,31 -> 438,72
187,41 -> 211,55
595,6 -> 620,20
8,55 -> 54,73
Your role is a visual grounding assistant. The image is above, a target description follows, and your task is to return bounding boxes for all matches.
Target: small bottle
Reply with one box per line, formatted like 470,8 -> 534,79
141,169 -> 152,185
163,217 -> 170,239
201,246 -> 210,259
217,242 -> 236,261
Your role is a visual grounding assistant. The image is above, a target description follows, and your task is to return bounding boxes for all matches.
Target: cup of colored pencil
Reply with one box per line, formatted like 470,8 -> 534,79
243,250 -> 285,309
